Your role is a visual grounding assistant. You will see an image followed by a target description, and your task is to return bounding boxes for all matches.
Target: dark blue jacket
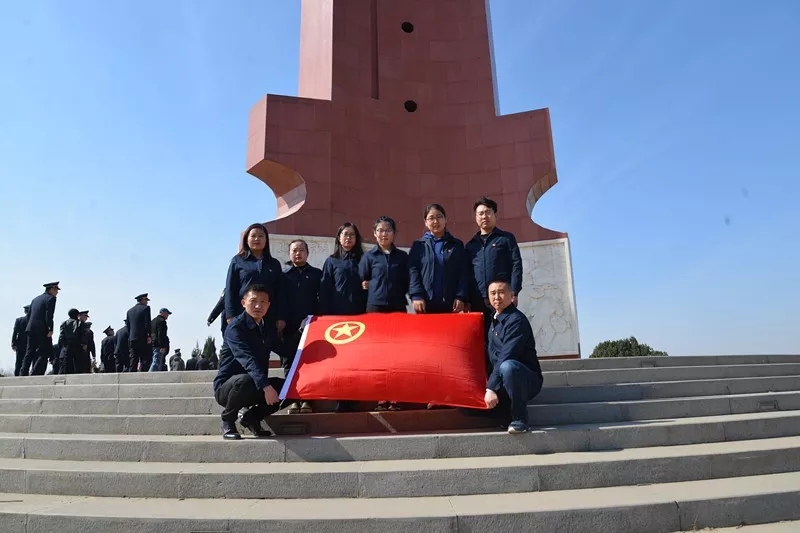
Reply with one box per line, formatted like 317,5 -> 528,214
12,315 -> 28,350
114,326 -> 130,357
225,252 -> 284,322
126,303 -> 152,343
207,294 -> 226,334
408,232 -> 470,308
100,335 -> 116,362
319,254 -> 367,315
283,263 -> 322,330
359,246 -> 410,309
466,228 -> 523,302
27,292 -> 56,335
486,305 -> 541,391
213,311 -> 274,392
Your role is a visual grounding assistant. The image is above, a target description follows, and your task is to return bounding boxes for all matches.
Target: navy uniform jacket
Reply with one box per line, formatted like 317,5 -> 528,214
100,336 -> 116,361
408,232 -> 470,308
114,326 -> 130,357
58,319 -> 83,349
465,228 -> 523,302
84,328 -> 96,358
486,304 -> 542,391
319,254 -> 367,315
186,357 -> 198,371
207,294 -> 226,334
197,357 -> 211,371
12,315 -> 28,350
151,315 -> 169,351
359,246 -> 410,309
225,252 -> 284,323
283,263 -> 322,330
26,292 -> 57,335
126,303 -> 152,343
213,311 -> 274,393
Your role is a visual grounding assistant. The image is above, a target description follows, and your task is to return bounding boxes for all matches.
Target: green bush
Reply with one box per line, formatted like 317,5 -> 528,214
589,336 -> 668,358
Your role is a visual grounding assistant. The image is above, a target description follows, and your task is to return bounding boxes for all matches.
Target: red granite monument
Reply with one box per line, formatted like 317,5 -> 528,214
246,0 -> 580,358
246,0 -> 565,247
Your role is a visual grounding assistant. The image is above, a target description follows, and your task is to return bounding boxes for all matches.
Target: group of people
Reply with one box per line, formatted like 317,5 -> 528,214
10,288 -> 182,376
212,196 -> 544,439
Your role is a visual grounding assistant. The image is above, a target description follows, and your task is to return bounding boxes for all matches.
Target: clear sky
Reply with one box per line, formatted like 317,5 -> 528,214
1,0 -> 798,372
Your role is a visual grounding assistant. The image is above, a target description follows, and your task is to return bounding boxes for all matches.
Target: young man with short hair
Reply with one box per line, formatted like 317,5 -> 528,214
484,279 -> 543,434
213,283 -> 284,440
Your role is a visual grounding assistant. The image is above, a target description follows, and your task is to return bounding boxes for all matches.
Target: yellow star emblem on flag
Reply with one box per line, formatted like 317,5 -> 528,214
324,321 -> 366,345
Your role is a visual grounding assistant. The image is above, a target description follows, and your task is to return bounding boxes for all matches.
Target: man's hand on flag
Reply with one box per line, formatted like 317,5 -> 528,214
484,389 -> 499,409
264,385 -> 279,405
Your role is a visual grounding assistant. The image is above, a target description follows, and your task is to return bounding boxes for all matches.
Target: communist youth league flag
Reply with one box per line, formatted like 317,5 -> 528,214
279,312 -> 488,409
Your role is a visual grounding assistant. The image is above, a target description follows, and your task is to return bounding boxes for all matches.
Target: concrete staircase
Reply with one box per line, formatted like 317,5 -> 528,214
1,354 -> 799,532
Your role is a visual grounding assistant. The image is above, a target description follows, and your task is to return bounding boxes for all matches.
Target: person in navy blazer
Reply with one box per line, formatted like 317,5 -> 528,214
408,203 -> 470,314
359,216 -> 409,313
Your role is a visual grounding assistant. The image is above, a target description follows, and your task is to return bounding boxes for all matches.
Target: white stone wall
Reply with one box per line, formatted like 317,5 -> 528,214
270,234 -> 580,358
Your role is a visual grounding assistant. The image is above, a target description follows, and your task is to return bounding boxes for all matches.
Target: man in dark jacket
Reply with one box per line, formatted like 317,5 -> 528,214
207,290 -> 226,334
149,308 -> 171,372
126,293 -> 152,372
213,283 -> 283,440
483,279 -> 542,434
76,312 -> 94,374
169,349 -> 185,371
22,281 -> 60,376
58,308 -> 84,375
114,320 -> 131,372
99,326 -> 116,373
185,351 -> 199,371
466,198 -> 523,334
11,305 -> 30,376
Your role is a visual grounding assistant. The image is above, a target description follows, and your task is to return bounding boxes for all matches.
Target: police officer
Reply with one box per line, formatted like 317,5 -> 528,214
207,290 -> 226,334
76,312 -> 94,374
58,308 -> 84,375
169,349 -> 185,371
149,308 -> 171,372
114,319 -> 130,372
100,326 -> 116,373
213,283 -> 282,440
185,351 -> 199,371
11,305 -> 30,376
21,281 -> 60,376
126,293 -> 152,372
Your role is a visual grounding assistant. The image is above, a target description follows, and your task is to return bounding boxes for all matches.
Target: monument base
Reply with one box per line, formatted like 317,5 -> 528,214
269,234 -> 580,359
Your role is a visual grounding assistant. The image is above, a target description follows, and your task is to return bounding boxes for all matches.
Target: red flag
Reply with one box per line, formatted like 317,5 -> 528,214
279,312 -> 488,409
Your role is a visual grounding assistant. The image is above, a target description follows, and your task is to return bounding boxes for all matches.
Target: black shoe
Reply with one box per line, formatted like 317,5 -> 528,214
221,420 -> 241,440
240,409 -> 273,438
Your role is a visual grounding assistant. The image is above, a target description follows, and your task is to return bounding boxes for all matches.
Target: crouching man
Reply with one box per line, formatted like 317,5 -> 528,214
484,279 -> 543,434
212,284 -> 284,440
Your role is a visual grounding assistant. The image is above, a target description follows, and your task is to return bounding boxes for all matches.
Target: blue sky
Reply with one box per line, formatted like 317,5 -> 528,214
1,0 -> 798,371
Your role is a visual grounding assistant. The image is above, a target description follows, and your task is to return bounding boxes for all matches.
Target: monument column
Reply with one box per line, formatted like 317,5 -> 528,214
246,0 -> 580,358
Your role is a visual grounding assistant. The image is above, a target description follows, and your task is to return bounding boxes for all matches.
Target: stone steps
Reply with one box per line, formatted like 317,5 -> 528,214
1,354 -> 799,531
2,471 -> 800,532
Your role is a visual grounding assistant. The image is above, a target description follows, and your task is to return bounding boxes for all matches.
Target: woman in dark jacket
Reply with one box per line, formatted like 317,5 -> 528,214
319,222 -> 367,316
408,203 -> 470,314
319,222 -> 367,413
224,223 -> 285,334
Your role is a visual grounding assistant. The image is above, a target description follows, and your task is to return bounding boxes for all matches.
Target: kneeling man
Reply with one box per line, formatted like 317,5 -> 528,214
484,279 -> 543,434
213,284 -> 284,440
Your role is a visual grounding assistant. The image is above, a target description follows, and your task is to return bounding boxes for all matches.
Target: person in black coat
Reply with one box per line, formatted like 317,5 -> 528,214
114,320 -> 130,373
319,223 -> 367,316
359,216 -> 410,314
185,352 -> 199,371
408,203 -> 470,315
11,305 -> 30,376
99,326 -> 116,373
76,312 -> 93,374
58,308 -> 84,375
126,293 -> 152,372
21,281 -> 60,376
207,290 -> 226,334
213,283 -> 283,440
149,308 -> 171,372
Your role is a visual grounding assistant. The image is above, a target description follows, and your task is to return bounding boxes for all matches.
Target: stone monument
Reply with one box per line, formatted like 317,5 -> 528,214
245,0 -> 580,358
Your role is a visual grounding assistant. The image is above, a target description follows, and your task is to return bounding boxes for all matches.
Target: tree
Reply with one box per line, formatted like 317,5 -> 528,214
589,336 -> 668,358
202,336 -> 219,369
191,340 -> 201,359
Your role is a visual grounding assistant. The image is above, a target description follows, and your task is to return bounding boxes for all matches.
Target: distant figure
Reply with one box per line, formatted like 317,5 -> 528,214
77,312 -> 93,373
169,349 -> 185,371
185,351 -> 199,371
100,326 -> 116,373
149,308 -> 172,372
11,305 -> 30,376
22,281 -> 60,376
207,290 -> 226,334
58,308 -> 84,375
197,353 -> 211,371
126,293 -> 152,372
114,319 -> 131,373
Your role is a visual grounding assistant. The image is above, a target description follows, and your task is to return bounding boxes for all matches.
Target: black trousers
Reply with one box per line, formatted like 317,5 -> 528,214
115,351 -> 130,373
280,327 -> 303,373
58,345 -> 81,375
21,332 -> 49,376
214,373 -> 285,423
75,350 -> 91,374
13,346 -> 26,376
129,339 -> 150,372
